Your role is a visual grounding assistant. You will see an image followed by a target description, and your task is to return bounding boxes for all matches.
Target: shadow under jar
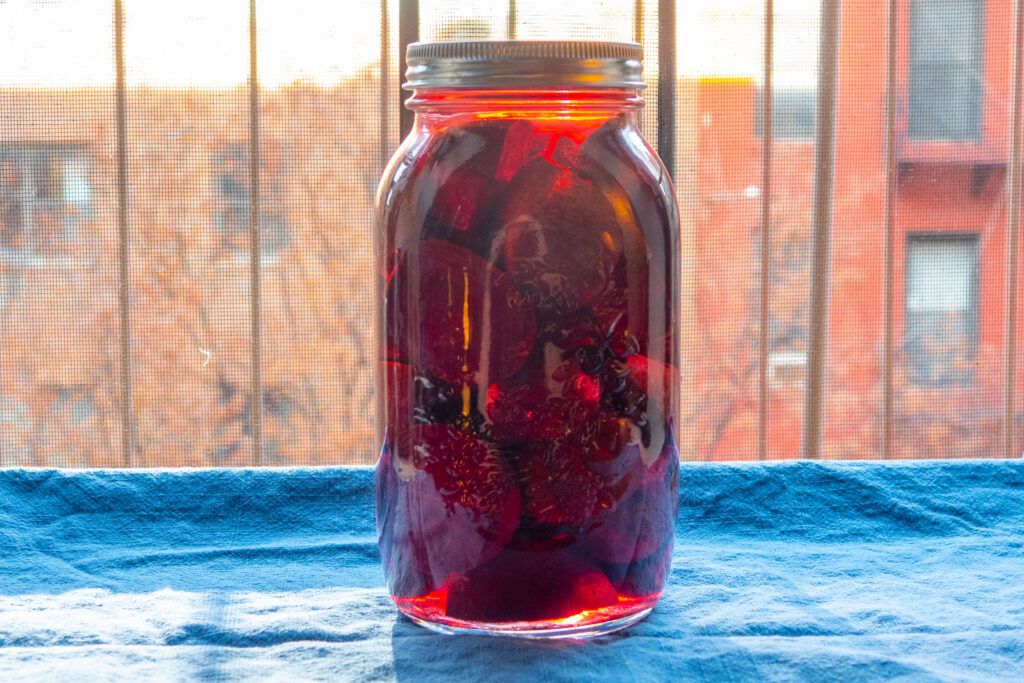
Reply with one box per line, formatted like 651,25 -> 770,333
375,41 -> 680,638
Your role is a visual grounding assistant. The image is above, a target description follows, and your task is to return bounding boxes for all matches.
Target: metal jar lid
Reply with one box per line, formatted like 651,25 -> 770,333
404,40 -> 645,90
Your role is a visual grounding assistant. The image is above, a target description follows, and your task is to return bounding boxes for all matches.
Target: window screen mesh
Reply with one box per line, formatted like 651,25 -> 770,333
1,0 -> 122,467
0,0 -> 1021,467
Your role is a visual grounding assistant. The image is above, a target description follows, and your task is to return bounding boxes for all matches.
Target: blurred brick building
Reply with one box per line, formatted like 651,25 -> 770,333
0,83 -> 383,466
693,0 -> 1023,459
3,0 -> 1022,465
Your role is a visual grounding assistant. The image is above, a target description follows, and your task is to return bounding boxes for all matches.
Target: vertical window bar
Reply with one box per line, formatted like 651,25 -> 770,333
399,0 -> 419,140
634,0 -> 644,45
114,0 -> 135,467
508,0 -> 518,40
883,0 -> 898,459
758,0 -> 774,460
1005,0 -> 1024,459
248,0 -> 264,466
803,0 -> 840,459
657,0 -> 676,177
380,0 -> 391,166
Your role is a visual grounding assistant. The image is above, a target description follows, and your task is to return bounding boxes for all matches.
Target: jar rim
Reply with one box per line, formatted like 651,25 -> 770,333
404,40 -> 645,91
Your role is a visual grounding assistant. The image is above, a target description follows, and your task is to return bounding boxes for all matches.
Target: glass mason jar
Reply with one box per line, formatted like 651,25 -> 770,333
375,41 -> 680,638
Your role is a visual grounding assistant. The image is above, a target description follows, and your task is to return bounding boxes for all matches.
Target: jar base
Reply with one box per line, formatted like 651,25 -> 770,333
398,599 -> 657,640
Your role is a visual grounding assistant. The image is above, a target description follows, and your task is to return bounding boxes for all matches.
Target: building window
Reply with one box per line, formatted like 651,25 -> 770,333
909,0 -> 984,141
755,87 -> 816,139
214,143 -> 249,249
52,386 -> 97,427
213,144 -> 288,257
905,234 -> 979,386
205,377 -> 296,464
768,350 -> 807,389
0,144 -> 92,258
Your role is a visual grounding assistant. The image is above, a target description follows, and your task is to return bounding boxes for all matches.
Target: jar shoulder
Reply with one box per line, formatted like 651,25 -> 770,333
374,119 -> 679,248
375,130 -> 432,222
578,124 -> 680,246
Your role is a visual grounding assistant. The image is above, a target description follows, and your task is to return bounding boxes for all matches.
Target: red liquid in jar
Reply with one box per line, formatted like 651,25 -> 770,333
376,109 -> 679,632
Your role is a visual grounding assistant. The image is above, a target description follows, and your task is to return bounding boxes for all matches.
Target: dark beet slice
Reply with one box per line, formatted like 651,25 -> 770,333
641,423 -> 680,487
618,542 -> 673,598
581,477 -> 676,565
377,444 -> 436,598
496,158 -> 623,315
390,424 -> 521,589
446,118 -> 512,169
382,361 -> 465,466
386,120 -> 510,258
412,374 -> 462,425
445,549 -> 618,622
581,426 -> 678,565
388,240 -> 536,385
485,382 -> 573,444
626,354 -> 680,407
424,167 -> 493,237
517,427 -> 643,527
485,366 -> 601,446
421,121 -> 511,255
494,120 -> 552,181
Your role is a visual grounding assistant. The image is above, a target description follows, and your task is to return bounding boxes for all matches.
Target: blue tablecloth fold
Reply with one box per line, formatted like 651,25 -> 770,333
1,461 -> 1022,681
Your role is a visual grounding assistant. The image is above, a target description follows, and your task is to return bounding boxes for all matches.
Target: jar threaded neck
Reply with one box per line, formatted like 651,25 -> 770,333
404,40 -> 645,91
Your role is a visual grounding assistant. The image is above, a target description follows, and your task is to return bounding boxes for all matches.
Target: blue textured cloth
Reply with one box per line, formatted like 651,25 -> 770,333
0,461 -> 1022,681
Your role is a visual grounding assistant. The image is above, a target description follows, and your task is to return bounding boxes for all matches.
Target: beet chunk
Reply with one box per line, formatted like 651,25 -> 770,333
420,120 -> 514,256
485,381 -> 581,445
582,431 -> 679,564
445,549 -> 618,623
387,240 -> 536,385
484,353 -> 603,446
493,120 -> 573,182
376,444 -> 435,598
383,360 -> 462,432
618,542 -> 673,598
425,167 -> 493,237
625,354 -> 680,411
387,120 -> 511,258
388,424 -> 521,589
495,158 -> 623,316
582,481 -> 676,564
516,428 -> 644,527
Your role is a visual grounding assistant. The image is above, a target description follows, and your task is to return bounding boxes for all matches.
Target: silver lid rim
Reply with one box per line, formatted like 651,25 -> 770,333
404,40 -> 645,90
